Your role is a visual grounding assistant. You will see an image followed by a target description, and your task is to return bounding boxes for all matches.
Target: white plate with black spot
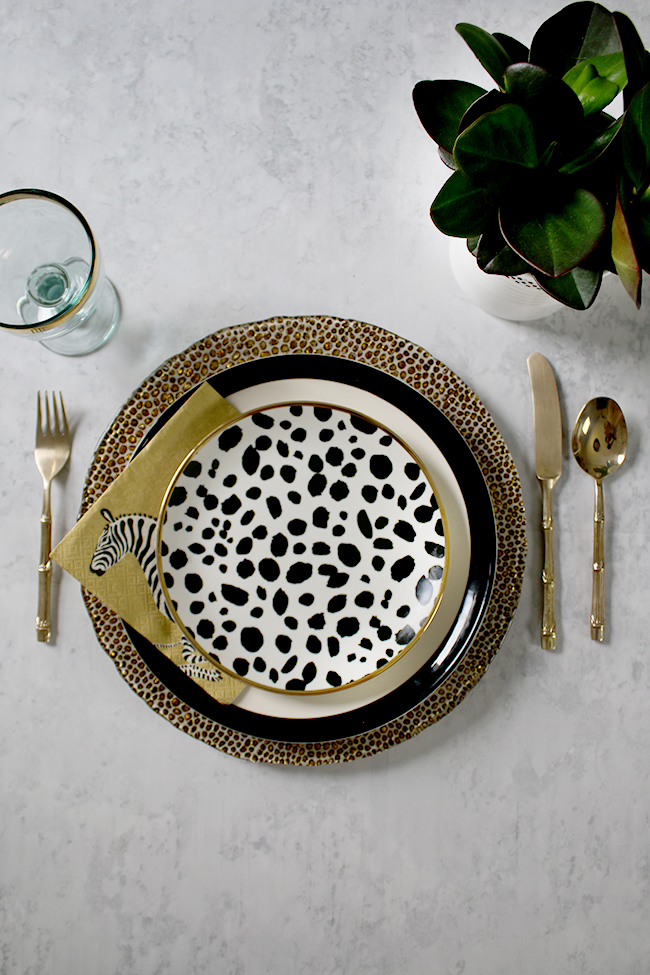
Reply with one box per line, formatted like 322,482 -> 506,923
158,403 -> 448,693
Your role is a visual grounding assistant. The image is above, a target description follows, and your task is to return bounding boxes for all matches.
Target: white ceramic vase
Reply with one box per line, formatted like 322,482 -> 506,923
448,235 -> 565,321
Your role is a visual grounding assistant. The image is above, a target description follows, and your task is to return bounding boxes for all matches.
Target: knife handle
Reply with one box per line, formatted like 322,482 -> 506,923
591,479 -> 605,642
540,478 -> 557,650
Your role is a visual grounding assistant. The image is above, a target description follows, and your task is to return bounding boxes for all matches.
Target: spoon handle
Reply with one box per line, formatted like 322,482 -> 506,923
540,478 -> 557,650
591,480 -> 605,641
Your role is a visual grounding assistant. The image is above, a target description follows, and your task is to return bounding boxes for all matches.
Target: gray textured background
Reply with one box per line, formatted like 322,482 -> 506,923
1,1 -> 649,972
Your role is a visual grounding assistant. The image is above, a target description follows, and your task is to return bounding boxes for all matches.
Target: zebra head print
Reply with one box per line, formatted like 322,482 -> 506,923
89,509 -> 158,579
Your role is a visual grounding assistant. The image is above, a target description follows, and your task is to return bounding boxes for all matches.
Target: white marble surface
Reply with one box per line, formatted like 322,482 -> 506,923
2,1 -> 650,972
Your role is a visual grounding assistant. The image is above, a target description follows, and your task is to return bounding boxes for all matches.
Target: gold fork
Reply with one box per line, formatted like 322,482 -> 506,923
34,392 -> 71,642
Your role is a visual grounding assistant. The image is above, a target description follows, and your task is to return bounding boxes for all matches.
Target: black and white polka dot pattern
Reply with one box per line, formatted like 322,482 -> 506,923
158,404 -> 447,692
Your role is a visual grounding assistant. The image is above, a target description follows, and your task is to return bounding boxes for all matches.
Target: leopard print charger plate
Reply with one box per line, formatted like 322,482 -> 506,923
81,316 -> 526,765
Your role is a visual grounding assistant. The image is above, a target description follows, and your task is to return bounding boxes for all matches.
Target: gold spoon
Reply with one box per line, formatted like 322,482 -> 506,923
571,397 -> 627,641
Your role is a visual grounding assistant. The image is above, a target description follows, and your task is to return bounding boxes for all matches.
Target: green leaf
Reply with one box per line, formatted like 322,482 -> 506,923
559,115 -> 623,173
612,188 -> 642,306
504,63 -> 584,143
413,80 -> 486,152
500,184 -> 607,276
566,67 -> 621,115
455,23 -> 513,88
563,52 -> 627,94
454,104 -> 538,190
533,267 -> 602,309
493,32 -> 530,64
563,52 -> 626,115
530,2 -> 623,79
622,82 -> 650,192
430,170 -> 492,237
565,61 -> 599,101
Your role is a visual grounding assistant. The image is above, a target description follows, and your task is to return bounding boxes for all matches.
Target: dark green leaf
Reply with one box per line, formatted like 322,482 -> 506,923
555,108 -> 616,168
533,267 -> 602,308
500,184 -> 607,275
413,80 -> 486,152
475,219 -> 531,274
458,90 -> 508,135
504,63 -> 584,144
622,82 -> 650,192
586,109 -> 616,130
454,103 -> 538,190
613,11 -> 650,107
430,170 -> 492,237
493,32 -> 530,64
612,186 -> 642,305
455,23 -> 513,88
538,143 -> 560,169
559,116 -> 623,173
529,2 -> 623,79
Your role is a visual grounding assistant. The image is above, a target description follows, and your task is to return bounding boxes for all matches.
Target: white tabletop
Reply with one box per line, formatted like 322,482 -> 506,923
2,1 -> 649,972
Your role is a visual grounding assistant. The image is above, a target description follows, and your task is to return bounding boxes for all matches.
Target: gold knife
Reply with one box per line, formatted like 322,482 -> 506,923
527,353 -> 562,649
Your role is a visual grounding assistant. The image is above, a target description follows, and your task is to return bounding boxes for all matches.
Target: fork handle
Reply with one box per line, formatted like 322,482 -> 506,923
36,482 -> 52,643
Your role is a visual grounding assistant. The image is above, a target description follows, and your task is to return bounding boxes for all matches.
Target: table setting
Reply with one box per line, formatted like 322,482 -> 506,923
2,1 -> 649,973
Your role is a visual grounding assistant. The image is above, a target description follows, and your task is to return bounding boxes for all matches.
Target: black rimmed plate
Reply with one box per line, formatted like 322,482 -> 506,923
124,354 -> 496,742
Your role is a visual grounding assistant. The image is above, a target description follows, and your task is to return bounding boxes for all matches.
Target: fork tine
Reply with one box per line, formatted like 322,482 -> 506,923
52,392 -> 60,434
58,393 -> 69,436
35,392 -> 69,439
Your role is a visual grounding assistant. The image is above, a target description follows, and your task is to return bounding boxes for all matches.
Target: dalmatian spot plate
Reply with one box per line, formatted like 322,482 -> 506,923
157,403 -> 448,693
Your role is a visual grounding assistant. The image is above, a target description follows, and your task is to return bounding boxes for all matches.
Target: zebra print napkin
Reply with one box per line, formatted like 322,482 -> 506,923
51,381 -> 246,705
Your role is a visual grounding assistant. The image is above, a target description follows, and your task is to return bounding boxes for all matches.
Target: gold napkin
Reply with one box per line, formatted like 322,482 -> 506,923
52,381 -> 246,705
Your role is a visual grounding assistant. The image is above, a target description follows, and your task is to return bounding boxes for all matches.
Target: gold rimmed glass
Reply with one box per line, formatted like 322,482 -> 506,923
0,189 -> 120,355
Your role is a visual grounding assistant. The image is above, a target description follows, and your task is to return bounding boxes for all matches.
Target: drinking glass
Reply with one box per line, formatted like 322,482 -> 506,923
0,189 -> 121,355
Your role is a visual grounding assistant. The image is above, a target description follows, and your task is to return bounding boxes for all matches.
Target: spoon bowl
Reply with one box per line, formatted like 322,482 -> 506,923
572,398 -> 627,481
571,397 -> 627,641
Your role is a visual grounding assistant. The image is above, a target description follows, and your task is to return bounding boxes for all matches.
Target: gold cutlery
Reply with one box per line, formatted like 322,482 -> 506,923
528,353 -> 563,649
34,392 -> 71,642
571,397 -> 627,641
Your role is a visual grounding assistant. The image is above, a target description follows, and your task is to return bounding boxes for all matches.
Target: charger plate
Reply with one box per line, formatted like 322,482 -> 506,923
81,316 -> 526,764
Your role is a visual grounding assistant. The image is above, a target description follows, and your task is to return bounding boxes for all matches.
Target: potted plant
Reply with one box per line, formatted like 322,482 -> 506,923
413,1 -> 650,312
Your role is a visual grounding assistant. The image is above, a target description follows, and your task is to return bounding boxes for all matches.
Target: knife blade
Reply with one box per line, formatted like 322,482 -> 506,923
527,353 -> 562,649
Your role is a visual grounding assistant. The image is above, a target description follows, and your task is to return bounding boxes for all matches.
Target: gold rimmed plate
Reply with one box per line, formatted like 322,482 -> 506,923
156,402 -> 449,694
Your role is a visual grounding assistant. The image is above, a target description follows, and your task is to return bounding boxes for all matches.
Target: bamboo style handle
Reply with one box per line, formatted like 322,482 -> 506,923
540,478 -> 556,650
36,482 -> 52,643
591,479 -> 605,642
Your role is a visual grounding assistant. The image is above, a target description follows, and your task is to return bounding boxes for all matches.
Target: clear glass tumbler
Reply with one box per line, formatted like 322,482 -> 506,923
0,189 -> 121,355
